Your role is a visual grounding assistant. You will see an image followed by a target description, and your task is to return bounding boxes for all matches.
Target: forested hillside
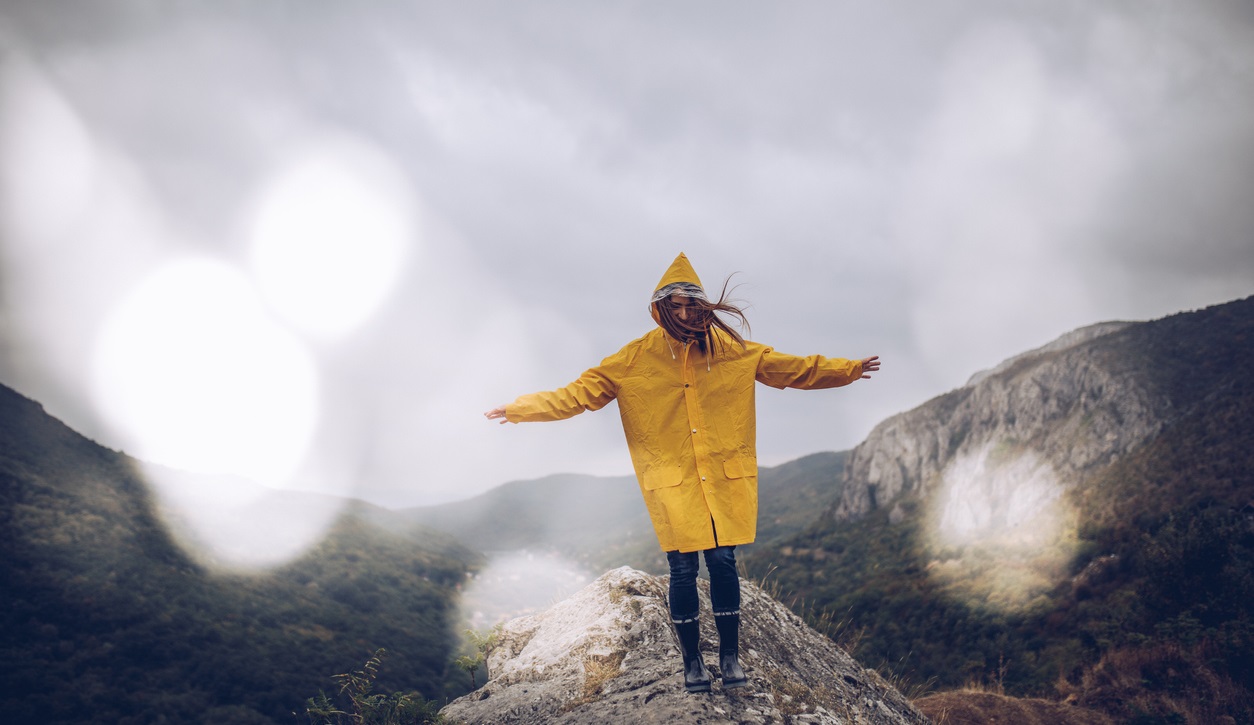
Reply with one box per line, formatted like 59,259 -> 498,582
744,296 -> 1254,724
0,384 -> 479,724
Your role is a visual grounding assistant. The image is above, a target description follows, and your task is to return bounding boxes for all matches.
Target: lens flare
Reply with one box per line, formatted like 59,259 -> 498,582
926,441 -> 1078,611
90,258 -> 333,570
140,464 -> 344,571
91,258 -> 319,484
459,551 -> 595,632
0,56 -> 99,243
936,442 -> 1063,547
247,136 -> 415,342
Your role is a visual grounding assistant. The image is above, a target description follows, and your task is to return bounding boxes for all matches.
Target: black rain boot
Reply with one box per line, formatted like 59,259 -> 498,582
673,618 -> 711,693
715,611 -> 748,689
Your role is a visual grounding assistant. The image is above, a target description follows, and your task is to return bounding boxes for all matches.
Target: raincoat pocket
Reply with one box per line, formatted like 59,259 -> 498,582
723,457 -> 757,480
641,467 -> 682,491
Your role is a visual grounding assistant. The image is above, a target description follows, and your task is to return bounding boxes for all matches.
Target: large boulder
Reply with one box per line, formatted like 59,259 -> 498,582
440,566 -> 929,724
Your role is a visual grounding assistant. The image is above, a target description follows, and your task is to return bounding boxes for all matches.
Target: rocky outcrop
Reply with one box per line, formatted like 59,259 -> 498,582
964,321 -> 1132,387
834,320 -> 1164,523
439,567 -> 929,724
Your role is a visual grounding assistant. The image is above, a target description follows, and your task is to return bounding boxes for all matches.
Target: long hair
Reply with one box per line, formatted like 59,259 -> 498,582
654,277 -> 750,354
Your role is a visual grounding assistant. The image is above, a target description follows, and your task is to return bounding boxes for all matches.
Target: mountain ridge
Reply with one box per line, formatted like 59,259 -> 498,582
832,299 -> 1253,524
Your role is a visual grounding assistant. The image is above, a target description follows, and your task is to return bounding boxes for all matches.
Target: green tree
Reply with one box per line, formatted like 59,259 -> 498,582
305,649 -> 444,725
454,626 -> 501,689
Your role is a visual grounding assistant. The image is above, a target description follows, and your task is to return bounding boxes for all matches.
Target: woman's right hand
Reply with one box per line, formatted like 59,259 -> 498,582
484,406 -> 509,424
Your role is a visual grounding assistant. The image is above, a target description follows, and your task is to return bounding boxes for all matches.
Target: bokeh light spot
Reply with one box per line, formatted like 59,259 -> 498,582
247,136 -> 415,341
90,257 -> 330,570
91,258 -> 319,487
925,441 -> 1078,612
459,551 -> 594,632
0,57 -> 99,243
936,442 -> 1064,548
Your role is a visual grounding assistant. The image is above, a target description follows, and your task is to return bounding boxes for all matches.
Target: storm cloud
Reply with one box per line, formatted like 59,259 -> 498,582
2,1 -> 1252,507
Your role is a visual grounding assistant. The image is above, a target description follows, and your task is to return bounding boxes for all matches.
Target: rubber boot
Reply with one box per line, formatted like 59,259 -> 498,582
674,618 -> 711,693
715,611 -> 748,689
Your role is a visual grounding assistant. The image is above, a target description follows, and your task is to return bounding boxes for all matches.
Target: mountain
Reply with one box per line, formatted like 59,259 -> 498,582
833,317 -> 1159,522
744,295 -> 1254,724
401,471 -> 657,572
831,295 -> 1253,553
5,294 -> 1251,723
0,383 -> 480,724
439,566 -> 930,724
401,451 -> 848,576
0,375 -> 848,724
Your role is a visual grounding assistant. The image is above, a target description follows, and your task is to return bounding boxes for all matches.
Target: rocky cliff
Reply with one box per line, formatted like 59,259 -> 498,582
834,316 -> 1175,528
439,567 -> 929,725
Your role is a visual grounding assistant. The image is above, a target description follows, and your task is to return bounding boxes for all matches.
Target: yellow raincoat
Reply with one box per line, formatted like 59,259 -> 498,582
505,253 -> 864,553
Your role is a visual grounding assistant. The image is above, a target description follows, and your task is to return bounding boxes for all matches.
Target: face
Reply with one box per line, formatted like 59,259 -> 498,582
670,295 -> 694,322
661,294 -> 710,343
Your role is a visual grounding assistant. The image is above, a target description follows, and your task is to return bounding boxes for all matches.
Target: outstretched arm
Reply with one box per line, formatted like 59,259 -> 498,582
485,367 -> 615,425
756,346 -> 880,390
484,344 -> 632,425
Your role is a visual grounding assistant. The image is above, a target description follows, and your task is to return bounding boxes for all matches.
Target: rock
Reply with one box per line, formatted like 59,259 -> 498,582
964,321 -> 1133,388
440,567 -> 930,725
834,321 -> 1163,523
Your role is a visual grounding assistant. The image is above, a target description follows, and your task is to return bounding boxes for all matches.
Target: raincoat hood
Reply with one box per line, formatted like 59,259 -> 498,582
650,252 -> 707,327
653,252 -> 705,296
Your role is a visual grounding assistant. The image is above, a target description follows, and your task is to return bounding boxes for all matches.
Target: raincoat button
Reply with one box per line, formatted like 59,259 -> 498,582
701,476 -> 706,481
684,383 -> 689,387
691,429 -> 697,434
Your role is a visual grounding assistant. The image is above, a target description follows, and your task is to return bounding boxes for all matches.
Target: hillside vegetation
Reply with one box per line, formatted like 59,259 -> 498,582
0,384 -> 479,724
3,296 -> 1250,724
743,296 -> 1254,724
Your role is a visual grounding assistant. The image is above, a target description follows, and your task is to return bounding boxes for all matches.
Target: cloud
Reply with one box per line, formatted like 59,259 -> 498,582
1,2 -> 1251,507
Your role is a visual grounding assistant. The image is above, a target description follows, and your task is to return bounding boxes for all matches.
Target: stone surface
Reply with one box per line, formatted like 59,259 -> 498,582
439,567 -> 930,725
834,321 -> 1163,523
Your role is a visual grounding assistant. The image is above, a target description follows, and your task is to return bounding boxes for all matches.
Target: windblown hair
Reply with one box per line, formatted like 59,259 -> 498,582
654,277 -> 750,354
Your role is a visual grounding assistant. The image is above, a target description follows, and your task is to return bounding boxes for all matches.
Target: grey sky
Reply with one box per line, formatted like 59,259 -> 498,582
2,1 -> 1252,508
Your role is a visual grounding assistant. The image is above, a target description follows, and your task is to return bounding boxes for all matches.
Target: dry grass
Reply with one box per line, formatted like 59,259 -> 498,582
1071,641 -> 1253,725
751,565 -> 867,655
763,668 -> 837,720
914,691 -> 1114,725
954,652 -> 1010,697
560,650 -> 627,712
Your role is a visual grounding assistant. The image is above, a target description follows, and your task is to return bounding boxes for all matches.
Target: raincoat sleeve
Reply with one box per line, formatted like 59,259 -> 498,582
504,346 -> 631,423
754,346 -> 863,390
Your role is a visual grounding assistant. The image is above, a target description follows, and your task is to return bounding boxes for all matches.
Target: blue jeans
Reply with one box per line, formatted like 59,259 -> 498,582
666,546 -> 740,622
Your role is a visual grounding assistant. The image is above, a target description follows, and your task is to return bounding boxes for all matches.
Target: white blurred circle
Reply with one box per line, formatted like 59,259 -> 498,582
0,57 -> 99,243
90,258 -> 320,486
247,137 -> 415,341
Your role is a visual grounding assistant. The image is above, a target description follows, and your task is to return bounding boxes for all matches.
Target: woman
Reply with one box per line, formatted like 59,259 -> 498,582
485,252 -> 880,693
